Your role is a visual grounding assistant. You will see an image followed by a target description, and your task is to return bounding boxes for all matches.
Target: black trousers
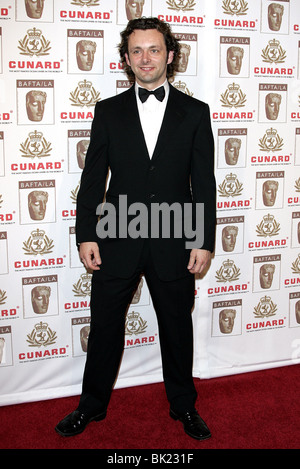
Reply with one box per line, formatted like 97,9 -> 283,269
78,240 -> 197,416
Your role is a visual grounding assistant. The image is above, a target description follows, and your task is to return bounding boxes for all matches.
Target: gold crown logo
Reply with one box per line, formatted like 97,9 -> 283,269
260,295 -> 271,305
35,321 -> 48,331
78,79 -> 92,91
27,27 -> 42,38
31,229 -> 45,239
228,83 -> 240,92
29,130 -> 43,142
80,272 -> 92,282
222,259 -> 234,268
263,214 -> 275,223
127,311 -> 140,320
268,39 -> 280,48
225,173 -> 237,183
266,128 -> 277,137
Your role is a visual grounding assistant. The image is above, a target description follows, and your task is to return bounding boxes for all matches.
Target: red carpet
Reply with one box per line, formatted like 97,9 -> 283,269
0,364 -> 299,450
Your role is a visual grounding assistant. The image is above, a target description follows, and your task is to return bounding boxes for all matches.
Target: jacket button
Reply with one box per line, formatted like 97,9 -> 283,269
149,165 -> 155,171
149,193 -> 155,198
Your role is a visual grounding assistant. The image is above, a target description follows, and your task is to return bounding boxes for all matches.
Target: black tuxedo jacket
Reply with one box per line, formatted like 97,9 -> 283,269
76,83 -> 216,281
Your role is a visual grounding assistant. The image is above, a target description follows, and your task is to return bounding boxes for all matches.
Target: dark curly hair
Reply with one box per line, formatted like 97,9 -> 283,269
118,17 -> 180,83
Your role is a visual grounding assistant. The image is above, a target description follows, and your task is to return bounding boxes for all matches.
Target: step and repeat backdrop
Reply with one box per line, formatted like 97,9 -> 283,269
0,0 -> 300,406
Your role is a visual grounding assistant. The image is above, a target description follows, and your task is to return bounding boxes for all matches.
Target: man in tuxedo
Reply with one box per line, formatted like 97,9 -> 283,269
55,17 -> 216,441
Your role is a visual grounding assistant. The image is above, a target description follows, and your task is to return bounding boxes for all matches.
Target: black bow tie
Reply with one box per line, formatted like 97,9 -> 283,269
138,86 -> 165,103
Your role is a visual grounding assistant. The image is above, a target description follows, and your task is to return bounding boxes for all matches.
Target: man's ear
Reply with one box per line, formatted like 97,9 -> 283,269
125,52 -> 131,67
167,50 -> 174,65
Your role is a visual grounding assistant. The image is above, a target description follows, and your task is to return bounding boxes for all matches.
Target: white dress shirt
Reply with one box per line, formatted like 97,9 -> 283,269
135,80 -> 169,159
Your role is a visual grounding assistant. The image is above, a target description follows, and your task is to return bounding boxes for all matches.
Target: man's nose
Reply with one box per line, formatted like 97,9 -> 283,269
141,51 -> 150,62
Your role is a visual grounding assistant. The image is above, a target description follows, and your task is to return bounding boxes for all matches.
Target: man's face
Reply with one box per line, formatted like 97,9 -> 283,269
125,29 -> 174,89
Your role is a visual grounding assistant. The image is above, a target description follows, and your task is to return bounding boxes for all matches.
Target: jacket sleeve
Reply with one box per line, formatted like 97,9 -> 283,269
190,103 -> 216,252
75,101 -> 109,245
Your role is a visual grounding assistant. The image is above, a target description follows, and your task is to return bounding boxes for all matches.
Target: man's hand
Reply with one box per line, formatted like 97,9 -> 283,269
187,249 -> 211,274
79,242 -> 102,271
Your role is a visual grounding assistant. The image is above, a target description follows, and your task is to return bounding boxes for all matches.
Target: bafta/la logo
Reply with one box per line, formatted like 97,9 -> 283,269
253,295 -> 277,318
0,289 -> 7,305
215,259 -> 241,283
26,321 -> 57,347
23,229 -> 54,256
173,80 -> 193,96
220,83 -> 246,108
72,273 -> 92,297
258,128 -> 283,152
69,80 -> 100,108
292,254 -> 300,275
222,0 -> 248,16
18,28 -> 51,57
218,173 -> 243,197
261,39 -> 286,64
256,214 -> 280,238
125,311 -> 147,336
20,130 -> 52,159
71,0 -> 100,6
166,0 -> 196,11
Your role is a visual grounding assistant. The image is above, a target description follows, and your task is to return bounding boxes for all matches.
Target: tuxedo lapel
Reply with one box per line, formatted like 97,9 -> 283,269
121,86 -> 150,161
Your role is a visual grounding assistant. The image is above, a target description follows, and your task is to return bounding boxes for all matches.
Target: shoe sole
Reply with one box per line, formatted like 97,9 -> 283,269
55,411 -> 106,437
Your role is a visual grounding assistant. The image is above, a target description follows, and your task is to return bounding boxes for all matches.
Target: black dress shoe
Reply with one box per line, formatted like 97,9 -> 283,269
55,409 -> 106,437
170,409 -> 211,441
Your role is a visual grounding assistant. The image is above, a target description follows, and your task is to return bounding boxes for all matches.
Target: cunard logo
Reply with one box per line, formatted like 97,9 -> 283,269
215,259 -> 241,283
218,173 -> 243,197
23,229 -> 54,256
18,28 -> 51,57
0,194 -> 3,208
222,0 -> 248,16
69,80 -> 100,108
71,0 -> 100,6
125,311 -> 147,336
258,128 -> 283,152
26,321 -> 57,347
0,289 -> 7,305
261,39 -> 286,65
166,0 -> 196,11
72,273 -> 92,297
292,254 -> 300,275
220,83 -> 246,108
256,214 -> 280,237
253,296 -> 277,318
20,131 -> 52,159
